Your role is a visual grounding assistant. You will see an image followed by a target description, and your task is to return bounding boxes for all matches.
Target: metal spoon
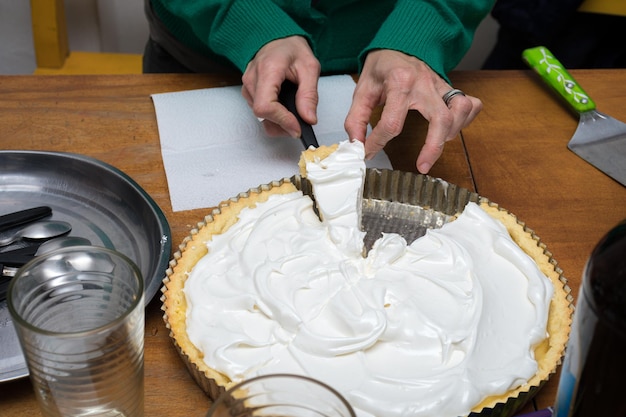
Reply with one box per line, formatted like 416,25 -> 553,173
1,237 -> 92,276
0,221 -> 72,247
11,246 -> 115,293
0,237 -> 92,300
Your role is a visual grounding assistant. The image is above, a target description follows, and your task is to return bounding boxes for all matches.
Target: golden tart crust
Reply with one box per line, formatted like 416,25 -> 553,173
162,146 -> 572,416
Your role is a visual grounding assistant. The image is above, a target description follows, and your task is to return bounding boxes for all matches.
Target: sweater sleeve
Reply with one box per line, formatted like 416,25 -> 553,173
156,0 -> 312,72
360,0 -> 495,82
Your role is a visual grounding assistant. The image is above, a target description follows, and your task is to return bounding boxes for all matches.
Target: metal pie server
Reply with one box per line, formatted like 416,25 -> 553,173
278,80 -> 319,149
523,46 -> 626,186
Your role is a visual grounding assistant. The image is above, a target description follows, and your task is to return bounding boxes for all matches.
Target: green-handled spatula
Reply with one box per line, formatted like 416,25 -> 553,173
523,46 -> 626,186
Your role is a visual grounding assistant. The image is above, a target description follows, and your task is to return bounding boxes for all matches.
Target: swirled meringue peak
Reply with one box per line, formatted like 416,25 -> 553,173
184,140 -> 553,417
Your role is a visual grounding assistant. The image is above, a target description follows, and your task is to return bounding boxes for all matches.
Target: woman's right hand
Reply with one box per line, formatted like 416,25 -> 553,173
241,36 -> 321,138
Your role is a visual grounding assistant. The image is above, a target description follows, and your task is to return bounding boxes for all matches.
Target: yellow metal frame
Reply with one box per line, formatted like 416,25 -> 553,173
30,0 -> 142,74
578,0 -> 626,16
30,0 -> 69,69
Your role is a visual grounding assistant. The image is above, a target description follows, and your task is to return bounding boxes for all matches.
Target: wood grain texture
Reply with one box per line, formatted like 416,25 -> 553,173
1,70 -> 624,416
452,69 -> 626,411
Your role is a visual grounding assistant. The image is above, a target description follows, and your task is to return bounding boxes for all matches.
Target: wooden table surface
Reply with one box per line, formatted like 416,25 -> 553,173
1,70 -> 625,416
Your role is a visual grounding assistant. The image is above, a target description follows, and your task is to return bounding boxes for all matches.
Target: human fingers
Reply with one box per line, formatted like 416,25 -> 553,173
352,50 -> 437,159
244,63 -> 300,138
361,80 -> 410,160
242,36 -> 320,138
344,77 -> 383,144
353,50 -> 483,173
416,91 -> 482,174
454,94 -> 482,128
351,53 -> 425,160
260,77 -> 320,138
261,119 -> 291,137
293,75 -> 319,126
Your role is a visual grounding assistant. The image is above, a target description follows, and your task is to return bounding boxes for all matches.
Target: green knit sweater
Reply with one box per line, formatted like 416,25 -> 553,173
150,0 -> 494,81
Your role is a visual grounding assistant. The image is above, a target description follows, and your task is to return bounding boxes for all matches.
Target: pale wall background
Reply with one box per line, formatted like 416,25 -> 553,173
0,0 -> 499,75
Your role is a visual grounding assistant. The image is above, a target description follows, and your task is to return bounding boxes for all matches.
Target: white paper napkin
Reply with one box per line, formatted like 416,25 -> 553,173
152,74 -> 392,212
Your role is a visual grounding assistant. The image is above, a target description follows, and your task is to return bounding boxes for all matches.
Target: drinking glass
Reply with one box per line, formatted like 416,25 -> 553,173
8,246 -> 144,417
206,374 -> 356,417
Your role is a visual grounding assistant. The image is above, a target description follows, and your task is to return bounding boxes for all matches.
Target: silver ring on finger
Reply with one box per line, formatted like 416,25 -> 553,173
442,89 -> 466,107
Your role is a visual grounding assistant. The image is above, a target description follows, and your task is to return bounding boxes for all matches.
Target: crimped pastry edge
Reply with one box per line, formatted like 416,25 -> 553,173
161,170 -> 573,417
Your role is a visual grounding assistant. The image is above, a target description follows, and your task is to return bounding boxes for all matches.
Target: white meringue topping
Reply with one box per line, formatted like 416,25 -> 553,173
184,140 -> 553,417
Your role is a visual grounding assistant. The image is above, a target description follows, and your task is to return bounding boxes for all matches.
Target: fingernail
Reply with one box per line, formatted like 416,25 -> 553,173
418,163 -> 431,173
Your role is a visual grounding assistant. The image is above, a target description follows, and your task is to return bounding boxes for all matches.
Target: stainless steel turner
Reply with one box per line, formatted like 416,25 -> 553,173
523,46 -> 626,186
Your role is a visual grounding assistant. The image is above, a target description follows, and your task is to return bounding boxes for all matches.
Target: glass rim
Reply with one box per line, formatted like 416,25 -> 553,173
207,373 -> 356,417
7,245 -> 144,338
